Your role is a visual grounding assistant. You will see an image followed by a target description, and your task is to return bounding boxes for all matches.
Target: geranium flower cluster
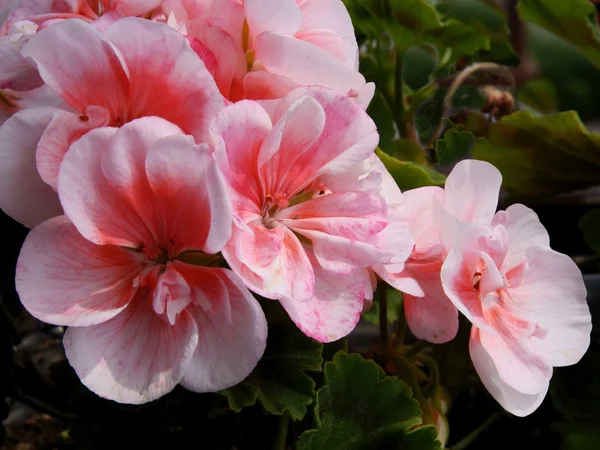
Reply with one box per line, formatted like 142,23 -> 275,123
0,0 -> 591,417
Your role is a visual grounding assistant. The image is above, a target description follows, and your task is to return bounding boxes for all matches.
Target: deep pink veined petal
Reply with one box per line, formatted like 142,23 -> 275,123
114,0 -> 162,16
470,328 -> 547,417
444,159 -> 502,225
210,99 -> 272,206
16,216 -> 142,326
105,17 -> 224,142
441,249 -> 495,332
480,305 -> 552,395
245,0 -> 302,35
243,70 -> 299,101
0,107 -> 62,227
280,254 -> 368,342
145,133 -> 233,254
174,265 -> 267,392
64,291 -> 198,404
492,204 -> 550,272
58,126 -> 155,247
508,246 -> 591,367
21,18 -> 129,117
295,0 -> 358,69
403,262 -> 459,344
100,117 -> 183,244
254,32 -> 370,100
268,86 -> 378,188
37,106 -> 111,190
280,191 -> 387,241
258,95 -> 325,196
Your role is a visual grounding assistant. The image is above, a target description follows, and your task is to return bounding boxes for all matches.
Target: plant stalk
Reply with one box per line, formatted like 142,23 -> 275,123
450,412 -> 501,450
379,285 -> 389,358
274,411 -> 290,450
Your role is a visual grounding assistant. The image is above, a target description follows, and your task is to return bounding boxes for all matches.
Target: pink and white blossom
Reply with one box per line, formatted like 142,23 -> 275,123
16,117 -> 267,403
212,86 -> 394,342
162,0 -> 374,105
439,160 -> 591,416
0,16 -> 223,228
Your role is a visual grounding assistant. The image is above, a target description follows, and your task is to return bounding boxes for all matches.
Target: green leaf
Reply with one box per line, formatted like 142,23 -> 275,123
471,110 -> 600,197
222,320 -> 323,420
414,87 -> 446,145
362,288 -> 404,326
403,45 -> 439,91
578,210 -> 600,253
517,78 -> 559,114
376,148 -> 446,191
435,127 -> 477,166
518,0 -> 600,68
391,139 -> 429,165
297,353 -> 442,450
436,0 -> 518,65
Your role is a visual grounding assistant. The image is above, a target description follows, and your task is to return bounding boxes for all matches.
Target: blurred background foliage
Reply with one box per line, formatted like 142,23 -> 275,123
2,1 -> 600,449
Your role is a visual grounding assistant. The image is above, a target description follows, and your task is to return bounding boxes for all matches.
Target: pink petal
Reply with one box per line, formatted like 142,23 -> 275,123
0,107 -> 62,227
145,133 -> 233,254
105,17 -> 224,142
470,328 -> 547,417
21,18 -> 129,118
37,106 -> 110,190
244,0 -> 302,36
114,0 -> 162,16
16,216 -> 142,326
441,249 -> 497,331
58,126 -> 155,247
254,32 -> 368,96
403,262 -> 459,343
243,70 -> 299,101
99,117 -> 183,243
175,265 -> 267,392
270,86 -> 378,182
508,247 -> 591,367
444,159 -> 502,225
403,186 -> 445,254
0,35 -> 43,91
492,204 -> 550,271
210,99 -> 272,207
64,291 -> 198,404
295,0 -> 358,69
258,95 -> 325,196
281,191 -> 387,241
280,257 -> 368,342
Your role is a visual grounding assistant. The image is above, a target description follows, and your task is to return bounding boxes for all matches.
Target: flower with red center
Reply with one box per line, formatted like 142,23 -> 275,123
16,117 -> 267,403
212,86 -> 411,342
0,16 -> 223,228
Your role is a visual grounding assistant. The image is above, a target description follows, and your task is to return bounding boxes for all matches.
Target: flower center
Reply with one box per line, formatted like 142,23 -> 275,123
143,245 -> 170,265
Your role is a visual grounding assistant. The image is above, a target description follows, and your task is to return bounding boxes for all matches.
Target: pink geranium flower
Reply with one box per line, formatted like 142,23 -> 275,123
16,117 -> 267,403
212,86 -> 394,342
439,160 -> 591,416
162,0 -> 374,105
0,16 -> 223,228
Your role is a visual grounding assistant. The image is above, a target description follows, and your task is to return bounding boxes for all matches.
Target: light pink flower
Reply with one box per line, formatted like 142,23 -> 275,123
0,16 -> 223,228
162,0 -> 374,105
212,86 -> 388,342
439,160 -> 591,416
16,117 -> 267,403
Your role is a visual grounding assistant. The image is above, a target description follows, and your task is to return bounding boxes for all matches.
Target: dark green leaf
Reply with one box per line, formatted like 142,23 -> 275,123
471,110 -> 600,197
391,139 -> 429,165
517,78 -> 559,114
221,320 -> 323,420
403,45 -> 439,91
578,210 -> 600,253
437,0 -> 518,65
298,353 -> 442,450
435,127 -> 477,166
518,0 -> 600,68
376,148 -> 446,191
414,87 -> 446,145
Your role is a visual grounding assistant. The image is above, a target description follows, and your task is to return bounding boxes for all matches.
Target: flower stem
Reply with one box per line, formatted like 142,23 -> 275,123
450,412 -> 500,450
404,340 -> 428,359
392,299 -> 406,350
8,387 -> 75,422
379,286 -> 389,358
274,411 -> 290,450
